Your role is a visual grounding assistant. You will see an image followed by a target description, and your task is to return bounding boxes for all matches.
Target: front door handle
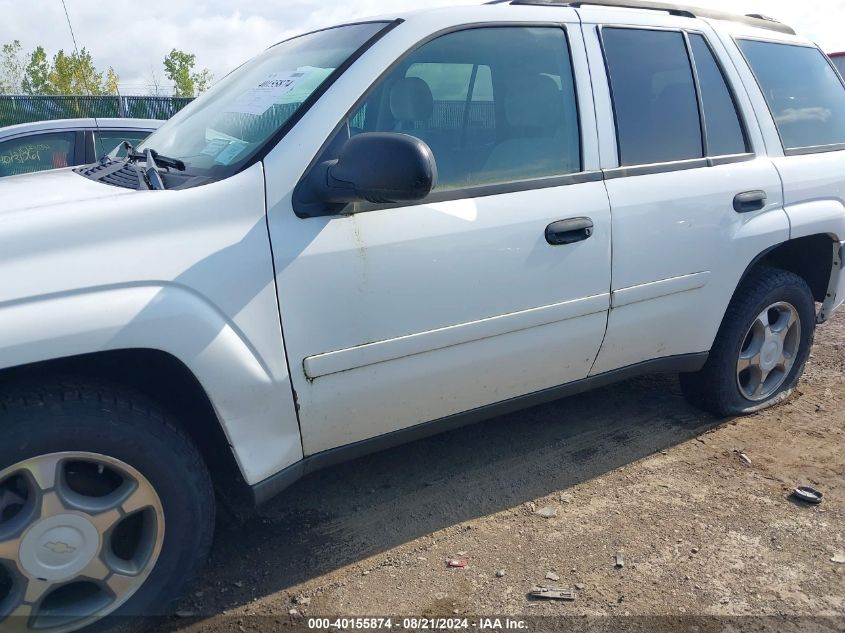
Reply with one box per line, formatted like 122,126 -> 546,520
734,190 -> 767,213
545,217 -> 594,246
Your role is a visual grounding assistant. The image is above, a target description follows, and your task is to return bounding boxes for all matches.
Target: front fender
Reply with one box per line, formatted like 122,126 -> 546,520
0,284 -> 303,484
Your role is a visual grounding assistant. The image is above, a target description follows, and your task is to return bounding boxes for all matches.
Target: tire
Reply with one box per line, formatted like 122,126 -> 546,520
0,381 -> 215,633
680,266 -> 816,417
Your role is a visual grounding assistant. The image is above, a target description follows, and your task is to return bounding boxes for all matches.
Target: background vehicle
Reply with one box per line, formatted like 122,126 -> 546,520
0,1 -> 844,630
831,51 -> 845,77
0,118 -> 161,177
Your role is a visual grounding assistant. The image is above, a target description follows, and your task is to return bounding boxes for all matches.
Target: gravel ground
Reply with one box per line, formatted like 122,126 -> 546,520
161,311 -> 845,632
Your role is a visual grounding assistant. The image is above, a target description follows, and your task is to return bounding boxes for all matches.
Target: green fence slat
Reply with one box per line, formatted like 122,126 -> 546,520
0,95 -> 194,128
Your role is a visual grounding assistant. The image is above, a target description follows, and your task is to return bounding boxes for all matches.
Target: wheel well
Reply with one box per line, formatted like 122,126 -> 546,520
0,349 -> 249,506
753,234 -> 836,302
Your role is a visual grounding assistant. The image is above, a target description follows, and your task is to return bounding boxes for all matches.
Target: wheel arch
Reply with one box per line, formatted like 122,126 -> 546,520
0,349 -> 250,507
0,284 -> 304,488
737,233 -> 839,305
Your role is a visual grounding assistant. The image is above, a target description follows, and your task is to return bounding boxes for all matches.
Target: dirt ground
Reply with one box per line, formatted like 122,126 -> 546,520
164,311 -> 845,632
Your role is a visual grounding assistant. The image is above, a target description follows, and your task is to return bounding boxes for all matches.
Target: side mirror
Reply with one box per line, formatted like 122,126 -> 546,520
295,132 -> 437,216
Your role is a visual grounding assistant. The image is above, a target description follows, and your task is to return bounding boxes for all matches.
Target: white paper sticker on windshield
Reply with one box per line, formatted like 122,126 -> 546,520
214,141 -> 249,165
200,138 -> 230,157
226,70 -> 310,116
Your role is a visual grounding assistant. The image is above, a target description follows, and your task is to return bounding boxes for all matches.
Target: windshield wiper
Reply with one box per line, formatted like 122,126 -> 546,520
123,142 -> 186,171
121,142 -> 185,190
143,149 -> 165,190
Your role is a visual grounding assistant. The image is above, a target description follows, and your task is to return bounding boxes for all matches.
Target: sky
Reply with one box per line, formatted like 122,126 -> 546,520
1,0 -> 844,95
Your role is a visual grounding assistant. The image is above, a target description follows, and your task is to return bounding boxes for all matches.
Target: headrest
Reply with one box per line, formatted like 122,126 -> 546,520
390,77 -> 434,123
505,74 -> 564,128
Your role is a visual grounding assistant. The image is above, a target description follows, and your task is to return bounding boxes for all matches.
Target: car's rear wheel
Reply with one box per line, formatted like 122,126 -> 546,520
0,382 -> 215,632
680,267 -> 816,417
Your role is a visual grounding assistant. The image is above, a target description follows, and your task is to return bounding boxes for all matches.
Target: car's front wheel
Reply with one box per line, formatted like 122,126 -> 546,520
0,382 -> 215,632
680,267 -> 816,417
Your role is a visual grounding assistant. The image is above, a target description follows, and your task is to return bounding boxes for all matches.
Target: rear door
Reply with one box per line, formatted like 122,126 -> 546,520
266,21 -> 613,455
579,10 -> 789,374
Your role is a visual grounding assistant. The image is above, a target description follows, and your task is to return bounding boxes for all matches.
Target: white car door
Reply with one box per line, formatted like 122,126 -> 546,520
266,22 -> 613,455
578,11 -> 789,375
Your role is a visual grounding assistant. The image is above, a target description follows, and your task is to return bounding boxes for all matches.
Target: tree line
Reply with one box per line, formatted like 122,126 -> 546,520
0,41 -> 212,97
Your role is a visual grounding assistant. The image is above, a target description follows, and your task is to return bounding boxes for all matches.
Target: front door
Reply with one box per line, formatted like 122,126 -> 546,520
267,23 -> 613,455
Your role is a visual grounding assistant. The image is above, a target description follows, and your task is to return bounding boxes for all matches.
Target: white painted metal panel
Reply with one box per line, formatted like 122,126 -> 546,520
265,15 -> 612,455
581,22 -> 790,374
0,165 -> 301,484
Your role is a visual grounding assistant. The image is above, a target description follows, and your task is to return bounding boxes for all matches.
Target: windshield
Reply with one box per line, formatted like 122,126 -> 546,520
138,22 -> 390,179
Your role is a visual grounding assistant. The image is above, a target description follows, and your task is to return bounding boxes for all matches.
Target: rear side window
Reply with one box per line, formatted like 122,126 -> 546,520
602,28 -> 702,165
94,130 -> 153,159
738,40 -> 845,151
347,26 -> 581,191
0,132 -> 76,177
689,34 -> 748,156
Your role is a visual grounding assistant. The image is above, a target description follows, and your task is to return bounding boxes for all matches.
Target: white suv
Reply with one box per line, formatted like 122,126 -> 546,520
1,1 -> 844,630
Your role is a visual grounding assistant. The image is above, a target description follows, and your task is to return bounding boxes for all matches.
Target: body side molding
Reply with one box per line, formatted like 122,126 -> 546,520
611,272 -> 711,308
303,293 -> 610,379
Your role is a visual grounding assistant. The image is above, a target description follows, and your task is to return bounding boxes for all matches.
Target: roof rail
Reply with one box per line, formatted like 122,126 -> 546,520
503,0 -> 796,35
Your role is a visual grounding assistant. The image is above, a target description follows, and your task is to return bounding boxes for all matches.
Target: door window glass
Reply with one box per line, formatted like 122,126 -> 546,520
94,130 -> 153,159
689,34 -> 748,156
738,40 -> 845,150
0,132 -> 76,177
346,27 -> 581,191
602,28 -> 703,165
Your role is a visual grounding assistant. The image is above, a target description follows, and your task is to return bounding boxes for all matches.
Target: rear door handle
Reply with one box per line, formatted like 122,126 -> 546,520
545,217 -> 594,246
734,190 -> 767,213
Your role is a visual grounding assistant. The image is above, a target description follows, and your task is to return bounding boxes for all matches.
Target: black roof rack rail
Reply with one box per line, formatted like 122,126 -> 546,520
499,0 -> 796,35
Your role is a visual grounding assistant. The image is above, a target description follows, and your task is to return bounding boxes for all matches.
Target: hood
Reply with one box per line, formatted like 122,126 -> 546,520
0,167 -> 138,215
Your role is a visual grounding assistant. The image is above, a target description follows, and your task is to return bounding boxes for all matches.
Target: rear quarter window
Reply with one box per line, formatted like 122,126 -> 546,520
739,40 -> 845,151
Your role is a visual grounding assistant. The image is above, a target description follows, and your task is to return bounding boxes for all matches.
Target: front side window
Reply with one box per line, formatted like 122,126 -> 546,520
344,26 -> 581,192
94,130 -> 153,159
0,132 -> 76,177
137,22 -> 390,179
602,28 -> 703,166
738,40 -> 845,151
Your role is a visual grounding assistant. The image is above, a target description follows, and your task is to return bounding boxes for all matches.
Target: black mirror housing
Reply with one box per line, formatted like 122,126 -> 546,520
295,132 -> 437,216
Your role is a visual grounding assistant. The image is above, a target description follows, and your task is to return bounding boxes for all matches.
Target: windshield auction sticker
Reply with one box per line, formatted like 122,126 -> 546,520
214,141 -> 249,165
226,70 -> 310,116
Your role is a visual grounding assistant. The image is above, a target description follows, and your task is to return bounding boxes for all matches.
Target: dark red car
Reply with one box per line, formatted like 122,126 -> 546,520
831,51 -> 845,77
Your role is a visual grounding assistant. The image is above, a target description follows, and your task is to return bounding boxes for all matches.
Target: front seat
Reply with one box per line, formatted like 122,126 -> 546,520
483,74 -> 575,180
389,77 -> 434,132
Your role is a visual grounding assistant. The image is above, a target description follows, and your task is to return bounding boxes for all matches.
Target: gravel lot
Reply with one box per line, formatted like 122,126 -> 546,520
163,311 -> 845,632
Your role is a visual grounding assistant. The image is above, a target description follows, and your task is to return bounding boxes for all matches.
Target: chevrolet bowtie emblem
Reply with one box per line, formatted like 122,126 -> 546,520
44,541 -> 76,555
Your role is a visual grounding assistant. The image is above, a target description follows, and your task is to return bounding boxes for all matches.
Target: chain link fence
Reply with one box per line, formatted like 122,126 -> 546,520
0,95 -> 194,127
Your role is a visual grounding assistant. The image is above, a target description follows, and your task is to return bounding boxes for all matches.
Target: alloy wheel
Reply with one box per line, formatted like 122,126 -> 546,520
736,301 -> 802,402
0,452 -> 164,632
